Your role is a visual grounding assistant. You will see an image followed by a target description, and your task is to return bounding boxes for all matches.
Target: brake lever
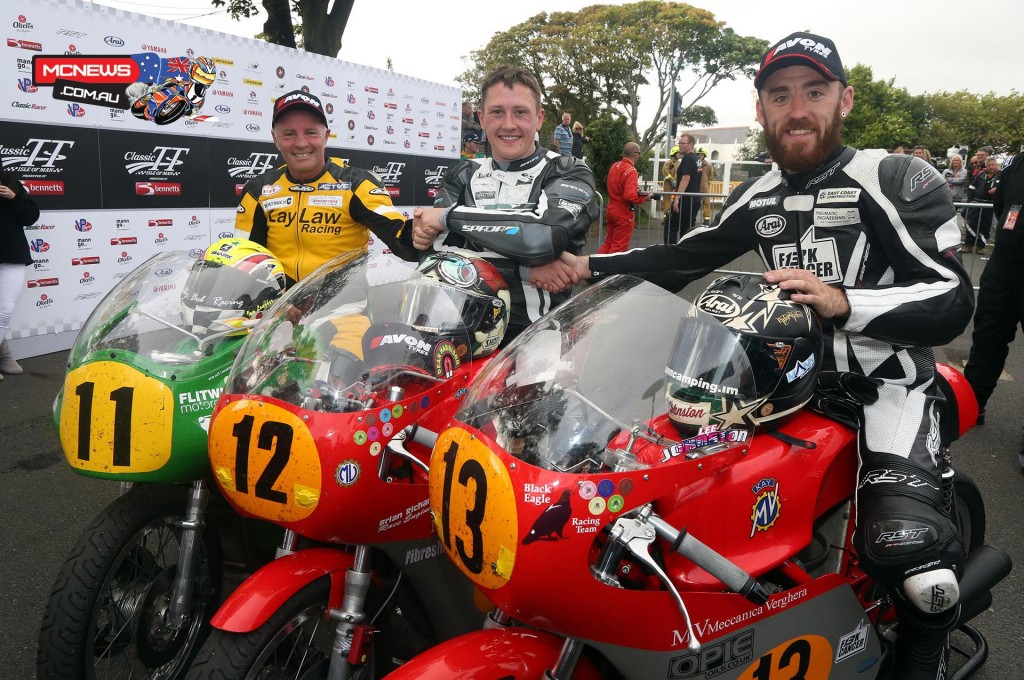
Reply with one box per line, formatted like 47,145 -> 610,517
612,507 -> 701,652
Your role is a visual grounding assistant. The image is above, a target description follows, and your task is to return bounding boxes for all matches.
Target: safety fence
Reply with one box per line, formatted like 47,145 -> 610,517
585,194 -> 995,290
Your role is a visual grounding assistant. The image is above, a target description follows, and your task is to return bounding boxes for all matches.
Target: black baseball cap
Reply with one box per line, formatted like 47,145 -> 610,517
272,90 -> 327,127
754,32 -> 846,90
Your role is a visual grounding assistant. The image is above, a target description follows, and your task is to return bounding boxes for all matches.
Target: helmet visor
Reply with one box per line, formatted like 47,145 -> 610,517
182,260 -> 281,319
664,315 -> 762,403
398,280 -> 486,333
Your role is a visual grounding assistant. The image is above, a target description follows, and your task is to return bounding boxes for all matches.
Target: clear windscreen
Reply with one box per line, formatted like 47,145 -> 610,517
228,251 -> 474,411
455,276 -> 759,473
67,250 -> 248,368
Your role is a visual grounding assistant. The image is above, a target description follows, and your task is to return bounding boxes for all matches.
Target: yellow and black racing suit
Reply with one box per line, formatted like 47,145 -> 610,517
235,158 -> 418,284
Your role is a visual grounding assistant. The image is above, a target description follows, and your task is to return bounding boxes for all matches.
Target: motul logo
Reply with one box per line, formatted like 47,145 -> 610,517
21,180 -> 64,194
110,237 -> 137,245
148,219 -> 172,227
72,257 -> 100,265
135,181 -> 182,195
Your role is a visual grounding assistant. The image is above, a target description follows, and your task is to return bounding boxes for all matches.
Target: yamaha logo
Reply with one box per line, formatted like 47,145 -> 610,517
697,294 -> 740,318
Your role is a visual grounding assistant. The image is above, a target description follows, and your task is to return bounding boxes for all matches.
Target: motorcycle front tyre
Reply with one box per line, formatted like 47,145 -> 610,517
37,484 -> 223,680
185,575 -> 396,680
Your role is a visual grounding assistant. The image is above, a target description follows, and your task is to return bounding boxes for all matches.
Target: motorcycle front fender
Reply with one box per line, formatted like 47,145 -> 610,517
381,627 -> 602,679
210,547 -> 354,633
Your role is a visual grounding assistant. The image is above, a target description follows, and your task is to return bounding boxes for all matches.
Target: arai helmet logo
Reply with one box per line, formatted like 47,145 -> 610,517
698,294 -> 740,318
755,214 -> 786,237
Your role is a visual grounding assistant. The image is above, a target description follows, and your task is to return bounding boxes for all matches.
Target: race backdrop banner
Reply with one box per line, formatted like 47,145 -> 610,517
1,0 -> 460,355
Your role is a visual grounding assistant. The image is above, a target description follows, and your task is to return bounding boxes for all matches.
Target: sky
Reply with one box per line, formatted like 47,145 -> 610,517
92,0 -> 1024,128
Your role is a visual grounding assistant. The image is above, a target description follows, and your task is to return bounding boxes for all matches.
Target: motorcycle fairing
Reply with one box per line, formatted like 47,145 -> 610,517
431,411 -> 858,650
590,576 -> 882,679
208,362 -> 477,544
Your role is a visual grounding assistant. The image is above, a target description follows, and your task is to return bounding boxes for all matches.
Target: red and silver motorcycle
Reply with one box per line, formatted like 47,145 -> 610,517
186,252 -> 511,679
385,274 -> 1011,680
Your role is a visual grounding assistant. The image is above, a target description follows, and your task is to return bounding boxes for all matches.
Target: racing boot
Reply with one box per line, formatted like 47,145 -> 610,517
0,339 -> 22,375
892,586 -> 958,680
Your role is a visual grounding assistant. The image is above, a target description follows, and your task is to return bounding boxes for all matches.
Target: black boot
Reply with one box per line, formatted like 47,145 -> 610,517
893,599 -> 956,680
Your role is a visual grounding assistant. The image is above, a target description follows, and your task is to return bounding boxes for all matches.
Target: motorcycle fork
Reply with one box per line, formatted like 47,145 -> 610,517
169,479 -> 210,628
543,637 -> 586,680
327,544 -> 374,680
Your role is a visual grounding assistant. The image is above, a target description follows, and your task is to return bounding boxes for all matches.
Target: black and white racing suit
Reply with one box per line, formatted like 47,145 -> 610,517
426,145 -> 599,341
592,147 -> 975,621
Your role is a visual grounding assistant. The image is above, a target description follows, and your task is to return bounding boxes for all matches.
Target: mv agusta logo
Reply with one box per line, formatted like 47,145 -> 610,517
123,146 -> 190,175
226,152 -> 278,178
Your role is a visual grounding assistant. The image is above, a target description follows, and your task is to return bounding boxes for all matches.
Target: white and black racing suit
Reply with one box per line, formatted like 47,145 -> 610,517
591,147 -> 975,620
424,145 -> 599,342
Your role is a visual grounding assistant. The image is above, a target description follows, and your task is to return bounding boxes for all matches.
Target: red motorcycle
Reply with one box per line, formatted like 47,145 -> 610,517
385,275 -> 1011,680
185,252 -> 512,679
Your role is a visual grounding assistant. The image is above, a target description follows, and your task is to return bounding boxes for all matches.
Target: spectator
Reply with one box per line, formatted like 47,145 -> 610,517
571,121 -> 589,160
661,145 -> 680,217
912,145 -> 936,167
965,156 -> 1001,251
409,66 -> 599,342
0,170 -> 39,379
971,146 -> 994,180
235,90 -> 417,286
668,133 -> 700,243
697,147 -> 716,224
570,32 -> 973,679
756,150 -> 773,164
554,112 -> 574,157
461,131 -> 484,160
891,145 -> 905,155
964,150 -> 1024,469
460,101 -> 482,142
599,142 -> 650,254
943,155 -> 968,204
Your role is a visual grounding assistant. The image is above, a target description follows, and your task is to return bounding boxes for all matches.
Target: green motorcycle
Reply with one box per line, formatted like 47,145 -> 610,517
37,241 -> 285,680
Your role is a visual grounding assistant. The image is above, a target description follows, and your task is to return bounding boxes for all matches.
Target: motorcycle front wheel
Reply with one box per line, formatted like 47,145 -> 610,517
37,484 -> 223,680
186,575 -> 395,680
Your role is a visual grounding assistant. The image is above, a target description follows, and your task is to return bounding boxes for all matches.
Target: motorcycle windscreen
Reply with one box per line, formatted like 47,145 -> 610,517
67,250 -> 243,368
456,275 -> 757,474
228,251 -> 472,411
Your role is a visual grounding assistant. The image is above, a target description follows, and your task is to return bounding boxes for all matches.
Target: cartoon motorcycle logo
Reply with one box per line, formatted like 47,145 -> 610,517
128,56 -> 215,126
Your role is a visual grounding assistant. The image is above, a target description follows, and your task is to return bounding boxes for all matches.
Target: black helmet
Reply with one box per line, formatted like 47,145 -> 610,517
666,274 -> 823,436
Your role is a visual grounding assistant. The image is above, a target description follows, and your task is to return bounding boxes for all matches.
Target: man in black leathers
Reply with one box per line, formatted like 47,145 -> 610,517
965,151 -> 1024,469
567,32 -> 974,680
409,66 -> 598,343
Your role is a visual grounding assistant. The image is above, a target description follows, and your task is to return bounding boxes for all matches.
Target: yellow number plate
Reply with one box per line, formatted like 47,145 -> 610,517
738,634 -> 833,680
429,427 -> 517,590
209,400 -> 321,522
59,362 -> 174,474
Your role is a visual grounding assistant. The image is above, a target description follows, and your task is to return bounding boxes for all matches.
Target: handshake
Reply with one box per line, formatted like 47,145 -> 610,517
530,252 -> 592,293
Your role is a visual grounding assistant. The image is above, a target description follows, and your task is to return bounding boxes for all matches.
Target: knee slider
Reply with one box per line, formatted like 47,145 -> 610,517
853,456 -> 965,590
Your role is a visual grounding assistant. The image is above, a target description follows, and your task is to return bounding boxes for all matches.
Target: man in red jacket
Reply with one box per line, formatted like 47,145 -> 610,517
599,142 -> 650,253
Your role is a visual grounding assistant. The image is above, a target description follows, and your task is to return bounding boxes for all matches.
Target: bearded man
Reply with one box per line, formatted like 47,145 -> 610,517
566,32 -> 974,680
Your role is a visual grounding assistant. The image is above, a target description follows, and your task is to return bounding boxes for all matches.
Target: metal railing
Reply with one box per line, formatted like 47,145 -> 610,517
586,193 -> 995,291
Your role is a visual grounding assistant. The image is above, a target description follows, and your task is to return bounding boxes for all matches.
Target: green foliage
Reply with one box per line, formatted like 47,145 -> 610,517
212,0 -> 354,56
841,65 -> 925,150
586,114 -> 632,194
460,2 -> 765,154
735,128 -> 766,161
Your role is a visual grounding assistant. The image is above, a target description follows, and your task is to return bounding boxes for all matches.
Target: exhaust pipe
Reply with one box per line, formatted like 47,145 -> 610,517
957,545 -> 1012,625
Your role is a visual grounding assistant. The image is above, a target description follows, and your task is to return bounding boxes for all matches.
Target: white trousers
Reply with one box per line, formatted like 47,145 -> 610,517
0,263 -> 27,339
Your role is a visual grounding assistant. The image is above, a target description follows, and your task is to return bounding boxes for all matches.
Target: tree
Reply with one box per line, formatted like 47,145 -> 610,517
841,64 -> 925,151
459,2 -> 765,153
586,114 -> 632,194
213,0 -> 355,56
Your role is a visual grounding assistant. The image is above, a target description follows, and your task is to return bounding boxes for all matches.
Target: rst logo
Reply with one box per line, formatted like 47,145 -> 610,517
136,182 -> 182,196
